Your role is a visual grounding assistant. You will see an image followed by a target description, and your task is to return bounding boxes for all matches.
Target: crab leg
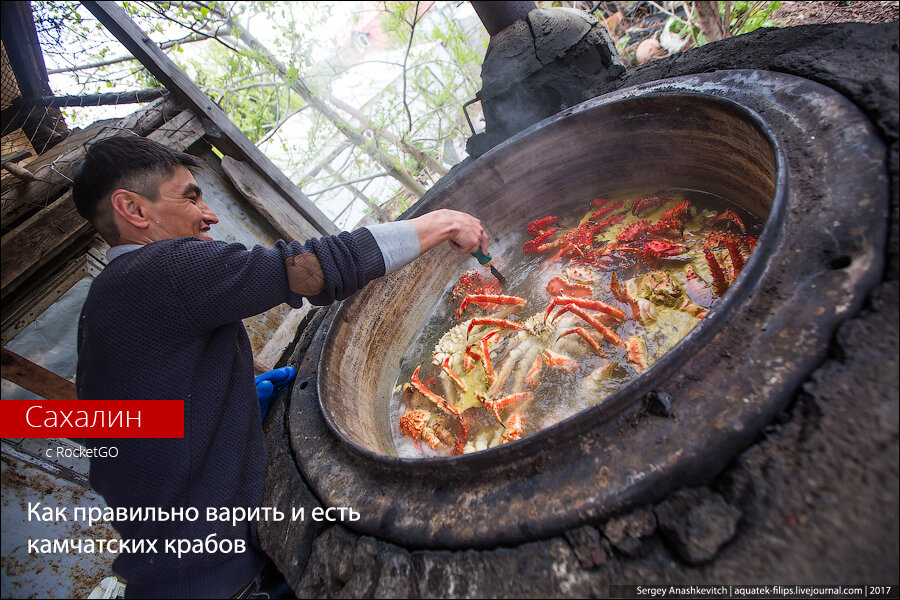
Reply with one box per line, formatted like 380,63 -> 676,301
456,294 -> 526,319
441,356 -> 467,392
703,249 -> 730,295
411,365 -> 459,416
479,330 -> 500,384
626,336 -> 648,372
483,392 -> 533,424
467,318 -> 525,338
711,209 -> 746,234
555,304 -> 624,346
546,295 -> 626,322
525,353 -> 543,387
724,237 -> 745,276
558,327 -> 605,356
464,346 -> 481,372
455,412 -> 469,454
431,421 -> 457,447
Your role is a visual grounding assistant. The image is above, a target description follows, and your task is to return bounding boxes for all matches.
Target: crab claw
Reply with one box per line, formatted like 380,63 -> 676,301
527,216 -> 559,235
484,392 -> 533,424
546,276 -> 592,299
558,327 -> 605,356
467,318 -> 525,338
542,349 -> 578,372
626,336 -> 648,372
411,365 -> 459,416
501,413 -> 525,444
643,240 -> 688,258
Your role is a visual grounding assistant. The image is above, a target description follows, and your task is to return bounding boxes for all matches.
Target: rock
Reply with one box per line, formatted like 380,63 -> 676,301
646,390 -> 676,418
373,550 -> 414,598
412,538 -> 599,598
293,526 -> 363,598
564,525 -> 610,569
602,507 -> 657,557
655,488 -> 742,565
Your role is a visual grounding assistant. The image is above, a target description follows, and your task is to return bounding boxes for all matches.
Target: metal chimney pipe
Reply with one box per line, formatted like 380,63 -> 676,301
470,1 -> 535,36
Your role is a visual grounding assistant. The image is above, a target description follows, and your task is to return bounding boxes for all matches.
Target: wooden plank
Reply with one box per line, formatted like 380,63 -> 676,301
220,156 -> 320,242
0,191 -> 92,298
146,108 -> 205,151
1,255 -> 88,345
83,1 -> 338,237
1,347 -> 78,400
254,303 -> 311,372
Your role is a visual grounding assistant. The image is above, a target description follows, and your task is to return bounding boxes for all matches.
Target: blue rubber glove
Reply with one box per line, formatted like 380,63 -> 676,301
255,366 -> 296,420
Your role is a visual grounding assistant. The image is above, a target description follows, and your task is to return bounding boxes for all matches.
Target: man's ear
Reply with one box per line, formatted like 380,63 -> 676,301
110,189 -> 150,230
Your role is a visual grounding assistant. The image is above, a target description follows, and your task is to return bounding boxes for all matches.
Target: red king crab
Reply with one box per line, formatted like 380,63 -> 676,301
399,190 -> 761,455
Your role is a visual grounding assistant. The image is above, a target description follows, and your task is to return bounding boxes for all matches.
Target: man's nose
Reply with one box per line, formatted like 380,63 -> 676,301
200,200 -> 219,224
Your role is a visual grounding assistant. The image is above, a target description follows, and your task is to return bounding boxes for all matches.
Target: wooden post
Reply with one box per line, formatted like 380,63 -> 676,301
1,347 -> 78,400
82,1 -> 338,236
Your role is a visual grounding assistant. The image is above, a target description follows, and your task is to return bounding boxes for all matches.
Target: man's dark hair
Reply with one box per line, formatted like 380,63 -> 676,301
72,136 -> 204,244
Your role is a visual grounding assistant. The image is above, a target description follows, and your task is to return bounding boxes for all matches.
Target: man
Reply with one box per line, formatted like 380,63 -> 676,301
73,136 -> 489,598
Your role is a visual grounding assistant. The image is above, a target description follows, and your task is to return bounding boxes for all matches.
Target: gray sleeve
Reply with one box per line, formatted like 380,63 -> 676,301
364,221 -> 421,275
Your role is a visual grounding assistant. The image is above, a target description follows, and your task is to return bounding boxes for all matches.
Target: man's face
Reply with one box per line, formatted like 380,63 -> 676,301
142,165 -> 219,242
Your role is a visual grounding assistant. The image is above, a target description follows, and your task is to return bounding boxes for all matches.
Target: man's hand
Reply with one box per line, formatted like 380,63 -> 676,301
409,209 -> 489,255
255,366 -> 296,419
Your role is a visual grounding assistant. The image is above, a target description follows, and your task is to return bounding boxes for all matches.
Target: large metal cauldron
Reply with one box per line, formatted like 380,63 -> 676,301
289,71 -> 887,549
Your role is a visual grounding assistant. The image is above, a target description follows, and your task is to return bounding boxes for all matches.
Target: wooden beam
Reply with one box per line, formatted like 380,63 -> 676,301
146,108 -> 205,151
1,2 -> 53,98
82,1 -> 338,236
19,88 -> 167,108
221,156 -> 320,243
0,191 -> 92,299
1,347 -> 78,399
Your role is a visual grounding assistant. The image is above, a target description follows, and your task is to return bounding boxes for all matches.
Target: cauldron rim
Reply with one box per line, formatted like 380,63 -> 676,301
316,90 -> 787,468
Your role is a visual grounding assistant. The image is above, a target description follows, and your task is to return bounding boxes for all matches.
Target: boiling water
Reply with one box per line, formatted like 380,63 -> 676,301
390,188 -> 764,457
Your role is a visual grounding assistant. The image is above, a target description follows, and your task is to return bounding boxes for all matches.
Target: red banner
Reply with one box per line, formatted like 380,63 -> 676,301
0,400 -> 184,438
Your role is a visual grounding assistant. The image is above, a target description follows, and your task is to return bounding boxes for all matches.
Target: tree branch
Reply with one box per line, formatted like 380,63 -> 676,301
47,33 -> 207,74
306,172 -> 390,196
400,1 -> 421,137
256,105 -> 308,146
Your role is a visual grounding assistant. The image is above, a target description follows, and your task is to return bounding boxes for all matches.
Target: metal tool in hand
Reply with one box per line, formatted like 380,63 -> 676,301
470,248 -> 507,287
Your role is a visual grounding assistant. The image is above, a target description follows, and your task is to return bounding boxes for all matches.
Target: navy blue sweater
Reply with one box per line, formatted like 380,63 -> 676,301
77,230 -> 384,598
